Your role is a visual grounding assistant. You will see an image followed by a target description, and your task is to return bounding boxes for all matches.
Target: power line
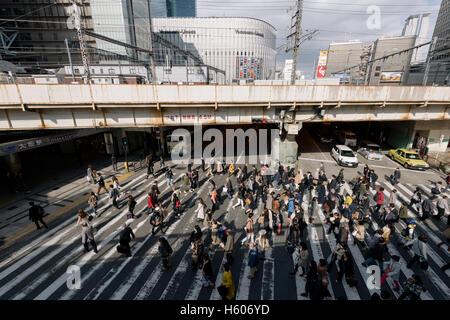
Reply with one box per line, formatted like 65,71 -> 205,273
197,0 -> 440,7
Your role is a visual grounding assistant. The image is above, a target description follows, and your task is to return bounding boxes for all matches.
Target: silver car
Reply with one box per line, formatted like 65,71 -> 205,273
357,143 -> 383,160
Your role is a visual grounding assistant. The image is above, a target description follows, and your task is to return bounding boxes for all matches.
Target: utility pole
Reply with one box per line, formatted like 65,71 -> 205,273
147,0 -> 157,82
286,0 -> 303,85
69,1 -> 91,84
423,36 -> 438,85
65,38 -> 75,82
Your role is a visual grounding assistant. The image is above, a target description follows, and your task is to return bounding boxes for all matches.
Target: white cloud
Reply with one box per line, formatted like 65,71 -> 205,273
197,0 -> 441,78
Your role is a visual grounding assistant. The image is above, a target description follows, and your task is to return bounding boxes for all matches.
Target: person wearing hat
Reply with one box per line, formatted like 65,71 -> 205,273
402,221 -> 417,249
256,229 -> 269,261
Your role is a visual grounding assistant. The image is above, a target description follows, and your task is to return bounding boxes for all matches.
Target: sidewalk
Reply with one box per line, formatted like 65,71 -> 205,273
0,152 -> 144,248
426,151 -> 450,175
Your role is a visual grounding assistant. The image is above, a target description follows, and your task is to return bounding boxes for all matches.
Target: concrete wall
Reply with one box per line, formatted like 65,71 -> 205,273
412,120 -> 450,152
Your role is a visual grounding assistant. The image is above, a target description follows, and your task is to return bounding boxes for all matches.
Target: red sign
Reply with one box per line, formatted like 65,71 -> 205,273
316,65 -> 326,78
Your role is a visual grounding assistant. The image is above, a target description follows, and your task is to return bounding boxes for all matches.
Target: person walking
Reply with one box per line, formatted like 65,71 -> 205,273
399,201 -> 409,223
233,184 -> 246,210
165,168 -> 174,187
290,242 -> 309,276
146,156 -> 154,179
87,165 -> 95,184
111,154 -> 118,171
28,202 -> 48,230
117,223 -> 135,257
202,253 -> 215,288
436,195 -> 448,220
219,263 -> 235,301
224,228 -> 235,265
146,191 -> 156,215
301,260 -> 319,298
381,255 -> 401,291
225,177 -> 233,199
109,185 -> 120,209
228,161 -> 235,176
256,229 -> 269,261
150,202 -> 166,234
247,242 -> 259,279
127,195 -> 137,219
241,214 -> 255,246
398,274 -> 426,300
210,188 -> 218,213
337,251 -> 357,287
88,192 -> 98,216
159,237 -> 173,271
421,196 -> 436,221
191,238 -> 205,270
96,172 -> 107,196
195,198 -> 206,223
407,234 -> 428,269
391,167 -> 401,185
317,259 -> 332,300
374,187 -> 385,214
77,209 -> 91,226
362,236 -> 386,270
81,221 -> 98,254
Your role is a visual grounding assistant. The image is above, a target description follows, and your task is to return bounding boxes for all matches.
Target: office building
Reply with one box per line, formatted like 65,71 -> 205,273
402,13 -> 431,64
323,41 -> 363,83
152,17 -> 277,83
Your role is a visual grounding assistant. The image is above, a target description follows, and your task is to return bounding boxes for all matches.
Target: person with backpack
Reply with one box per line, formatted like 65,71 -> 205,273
28,202 -> 48,230
407,234 -> 428,270
398,274 -> 426,300
158,237 -> 173,271
109,185 -> 120,209
381,255 -> 401,291
96,172 -> 107,196
127,195 -> 137,219
117,223 -> 135,257
88,192 -> 98,216
150,202 -> 166,234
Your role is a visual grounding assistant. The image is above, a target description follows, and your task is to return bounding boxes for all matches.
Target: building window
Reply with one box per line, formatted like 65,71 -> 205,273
100,68 -> 104,74
38,33 -> 43,40
53,33 -> 58,41
375,72 -> 380,77
91,69 -> 95,74
74,68 -> 80,74
165,69 -> 172,74
108,68 -> 115,75
130,68 -> 136,74
375,66 -> 381,71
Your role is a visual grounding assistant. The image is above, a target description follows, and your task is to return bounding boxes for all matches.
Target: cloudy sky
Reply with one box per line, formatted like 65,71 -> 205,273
197,0 -> 442,79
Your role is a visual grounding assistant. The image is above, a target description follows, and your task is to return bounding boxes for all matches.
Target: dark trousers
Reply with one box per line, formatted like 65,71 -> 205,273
119,242 -> 132,257
407,254 -> 421,268
112,199 -> 119,209
84,240 -> 98,253
226,252 -> 234,265
293,264 -> 306,275
34,218 -> 48,229
97,184 -> 107,195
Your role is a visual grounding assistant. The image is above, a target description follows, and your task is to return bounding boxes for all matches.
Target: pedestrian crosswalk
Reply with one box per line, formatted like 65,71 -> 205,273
0,162 -> 449,300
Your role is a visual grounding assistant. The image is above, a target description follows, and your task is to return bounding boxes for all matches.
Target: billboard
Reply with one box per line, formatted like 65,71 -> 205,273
316,50 -> 328,78
332,73 -> 351,83
380,71 -> 403,82
236,57 -> 262,80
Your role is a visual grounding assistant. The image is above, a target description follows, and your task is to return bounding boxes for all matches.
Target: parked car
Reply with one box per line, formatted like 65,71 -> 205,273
331,145 -> 359,168
357,140 -> 383,160
388,148 -> 430,170
336,130 -> 358,147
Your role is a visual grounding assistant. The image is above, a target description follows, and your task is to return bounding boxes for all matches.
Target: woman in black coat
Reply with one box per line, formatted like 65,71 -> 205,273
301,260 -> 318,298
202,253 -> 215,288
317,183 -> 326,205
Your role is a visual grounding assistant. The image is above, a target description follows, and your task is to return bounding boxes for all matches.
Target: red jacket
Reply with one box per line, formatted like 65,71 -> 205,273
147,195 -> 155,208
376,191 -> 384,204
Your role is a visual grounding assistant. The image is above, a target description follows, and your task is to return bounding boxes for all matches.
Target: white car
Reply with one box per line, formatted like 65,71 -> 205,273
357,141 -> 383,160
331,145 -> 359,168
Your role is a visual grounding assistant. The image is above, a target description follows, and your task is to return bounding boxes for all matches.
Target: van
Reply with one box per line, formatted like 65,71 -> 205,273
336,130 -> 357,147
331,144 -> 359,168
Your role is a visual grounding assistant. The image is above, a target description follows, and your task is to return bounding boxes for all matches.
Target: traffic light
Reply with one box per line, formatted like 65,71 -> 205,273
252,119 -> 267,124
122,137 -> 128,146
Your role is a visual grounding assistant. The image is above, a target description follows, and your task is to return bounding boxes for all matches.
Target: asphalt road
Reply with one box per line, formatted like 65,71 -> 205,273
0,132 -> 449,300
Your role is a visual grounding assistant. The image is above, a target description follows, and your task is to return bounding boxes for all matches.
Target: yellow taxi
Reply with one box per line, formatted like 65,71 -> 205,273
388,148 -> 430,170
